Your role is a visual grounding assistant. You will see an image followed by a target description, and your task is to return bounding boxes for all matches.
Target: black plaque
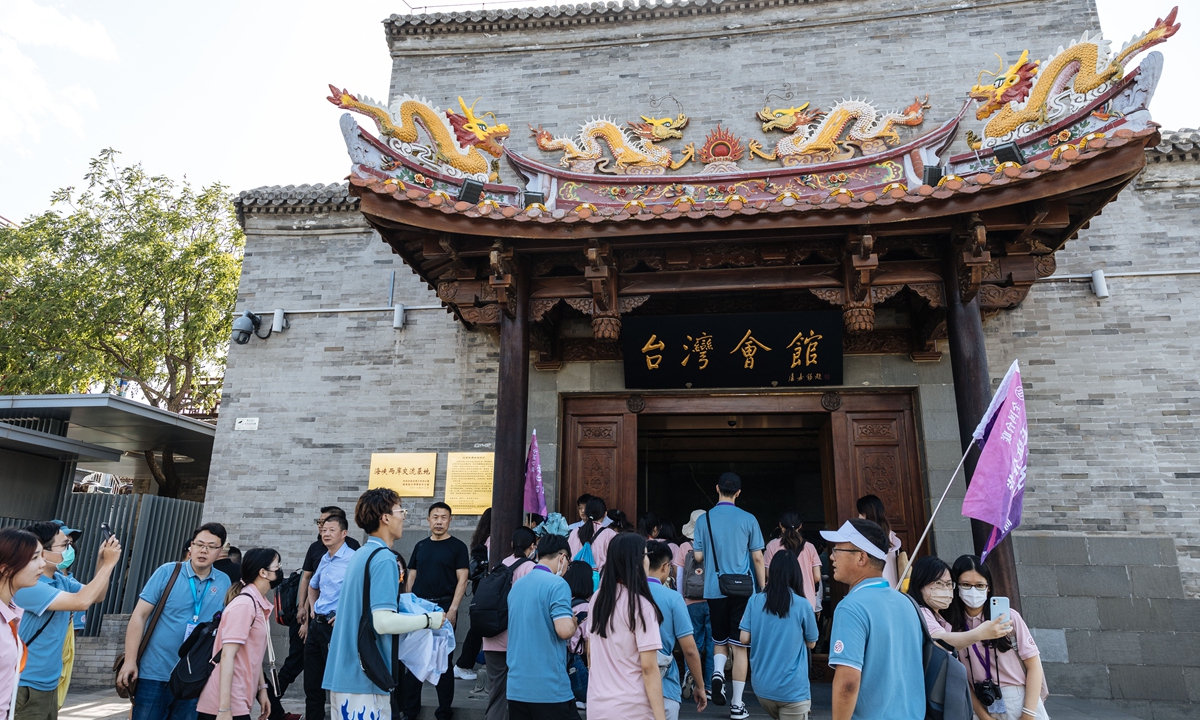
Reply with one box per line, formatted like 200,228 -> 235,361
621,311 -> 844,390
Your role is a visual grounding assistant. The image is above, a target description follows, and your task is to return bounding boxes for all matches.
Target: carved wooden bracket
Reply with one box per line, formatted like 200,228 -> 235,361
563,295 -> 649,340
457,303 -> 502,325
847,231 -> 879,302
907,283 -> 945,308
489,241 -> 516,318
955,214 -> 992,303
437,235 -> 474,279
585,241 -> 615,311
437,280 -> 498,306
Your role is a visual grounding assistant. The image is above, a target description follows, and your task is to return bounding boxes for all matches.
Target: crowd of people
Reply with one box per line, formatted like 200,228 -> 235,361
0,474 -> 1049,720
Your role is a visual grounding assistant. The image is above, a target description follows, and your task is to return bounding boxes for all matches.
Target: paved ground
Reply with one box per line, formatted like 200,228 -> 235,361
61,677 -> 1146,720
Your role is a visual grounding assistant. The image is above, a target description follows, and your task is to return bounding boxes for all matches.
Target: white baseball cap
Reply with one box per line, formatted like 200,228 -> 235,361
820,520 -> 888,560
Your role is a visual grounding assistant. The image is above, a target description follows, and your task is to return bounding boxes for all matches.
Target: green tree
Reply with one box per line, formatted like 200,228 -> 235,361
0,150 -> 243,495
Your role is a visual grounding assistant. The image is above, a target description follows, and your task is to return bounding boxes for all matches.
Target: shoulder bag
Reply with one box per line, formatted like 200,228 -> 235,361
704,511 -> 753,598
357,547 -> 398,692
115,561 -> 183,699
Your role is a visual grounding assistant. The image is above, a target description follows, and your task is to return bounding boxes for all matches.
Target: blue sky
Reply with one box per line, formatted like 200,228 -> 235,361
0,0 -> 1193,223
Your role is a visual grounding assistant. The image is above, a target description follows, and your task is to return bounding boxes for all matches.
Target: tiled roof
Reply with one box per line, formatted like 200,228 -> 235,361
235,183 -> 357,211
350,126 -> 1157,228
385,0 -> 835,33
1148,128 -> 1200,160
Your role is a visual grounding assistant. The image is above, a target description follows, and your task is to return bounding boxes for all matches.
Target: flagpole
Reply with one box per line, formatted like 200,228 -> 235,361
897,438 -> 975,585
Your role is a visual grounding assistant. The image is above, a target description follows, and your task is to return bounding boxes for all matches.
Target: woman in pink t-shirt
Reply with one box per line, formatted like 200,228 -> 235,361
587,533 -> 665,720
568,498 -> 615,572
0,529 -> 45,720
904,556 -> 1011,645
198,549 -> 282,720
763,512 -> 823,614
856,495 -> 904,587
949,555 -> 1050,720
481,527 -> 537,720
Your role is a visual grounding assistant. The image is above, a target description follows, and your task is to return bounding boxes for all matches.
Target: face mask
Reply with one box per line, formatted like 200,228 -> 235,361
268,569 -> 284,589
57,546 -> 76,571
960,587 -> 988,609
924,587 -> 953,610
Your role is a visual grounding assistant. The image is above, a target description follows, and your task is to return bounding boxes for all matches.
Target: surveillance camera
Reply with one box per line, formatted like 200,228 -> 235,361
231,311 -> 261,345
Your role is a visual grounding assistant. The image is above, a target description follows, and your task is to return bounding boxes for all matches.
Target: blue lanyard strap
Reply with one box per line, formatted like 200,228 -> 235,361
187,575 -> 208,623
849,579 -> 890,594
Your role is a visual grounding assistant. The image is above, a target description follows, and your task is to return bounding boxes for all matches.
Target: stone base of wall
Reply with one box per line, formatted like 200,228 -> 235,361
72,614 -> 129,689
1014,533 -> 1200,720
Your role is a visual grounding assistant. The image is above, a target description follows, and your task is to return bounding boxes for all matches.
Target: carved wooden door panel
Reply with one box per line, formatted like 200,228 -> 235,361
561,397 -> 638,520
829,396 -> 927,558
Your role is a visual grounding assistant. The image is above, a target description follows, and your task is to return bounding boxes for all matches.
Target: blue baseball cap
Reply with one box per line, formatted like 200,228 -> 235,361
52,519 -> 83,537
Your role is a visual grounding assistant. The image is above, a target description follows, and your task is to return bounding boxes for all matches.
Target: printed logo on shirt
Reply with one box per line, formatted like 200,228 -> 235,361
833,640 -> 844,654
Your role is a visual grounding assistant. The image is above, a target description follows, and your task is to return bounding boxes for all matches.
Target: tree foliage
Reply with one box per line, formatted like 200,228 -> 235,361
0,149 -> 244,415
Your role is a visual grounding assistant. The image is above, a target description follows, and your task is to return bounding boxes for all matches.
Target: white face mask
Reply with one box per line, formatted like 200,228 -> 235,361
924,587 -> 953,610
960,587 -> 988,609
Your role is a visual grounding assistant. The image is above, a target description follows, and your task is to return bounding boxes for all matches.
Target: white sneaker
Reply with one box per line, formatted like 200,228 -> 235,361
575,702 -> 587,710
730,702 -> 749,719
453,667 -> 477,680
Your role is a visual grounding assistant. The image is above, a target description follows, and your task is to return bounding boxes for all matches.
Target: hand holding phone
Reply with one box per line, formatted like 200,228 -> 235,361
100,522 -> 115,543
990,596 -> 1011,626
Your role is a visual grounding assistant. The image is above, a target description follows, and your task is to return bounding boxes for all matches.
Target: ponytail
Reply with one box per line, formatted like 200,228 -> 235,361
779,511 -> 805,556
578,497 -> 608,545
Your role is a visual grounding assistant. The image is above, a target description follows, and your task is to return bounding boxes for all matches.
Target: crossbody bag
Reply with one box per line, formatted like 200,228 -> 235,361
704,512 -> 753,598
115,561 -> 184,698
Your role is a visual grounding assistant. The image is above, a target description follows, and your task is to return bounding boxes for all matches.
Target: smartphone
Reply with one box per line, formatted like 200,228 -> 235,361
100,522 -> 114,543
990,595 -> 1010,623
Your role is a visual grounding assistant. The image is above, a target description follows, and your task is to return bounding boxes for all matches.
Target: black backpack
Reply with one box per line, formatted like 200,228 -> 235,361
903,594 -> 973,720
468,544 -> 489,592
468,556 -> 532,638
169,595 -> 254,699
274,571 -> 302,626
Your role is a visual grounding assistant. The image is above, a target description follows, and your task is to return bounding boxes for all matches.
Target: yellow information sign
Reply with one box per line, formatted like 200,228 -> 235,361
445,453 -> 495,515
368,453 -> 437,497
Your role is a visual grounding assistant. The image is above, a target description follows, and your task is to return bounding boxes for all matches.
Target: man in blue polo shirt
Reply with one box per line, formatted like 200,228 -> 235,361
118,523 -> 231,720
302,513 -> 354,720
14,521 -> 121,720
822,519 -> 923,720
505,533 -> 578,720
325,489 -> 444,720
646,541 -> 707,720
691,472 -> 765,719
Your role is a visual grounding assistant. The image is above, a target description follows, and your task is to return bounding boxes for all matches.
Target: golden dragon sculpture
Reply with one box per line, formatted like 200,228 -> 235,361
968,6 -> 1179,142
749,97 -> 930,165
531,115 -> 695,174
327,85 -> 510,182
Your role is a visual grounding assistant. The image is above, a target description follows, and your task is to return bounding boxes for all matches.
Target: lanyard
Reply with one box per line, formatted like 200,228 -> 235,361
647,577 -> 662,585
849,579 -> 890,594
971,642 -> 994,681
187,576 -> 208,623
6,618 -> 25,673
533,565 -> 554,574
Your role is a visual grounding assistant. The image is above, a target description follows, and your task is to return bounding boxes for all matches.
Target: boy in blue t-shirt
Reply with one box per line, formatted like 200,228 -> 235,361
324,489 -> 444,720
822,519 -> 924,720
646,541 -> 707,720
504,534 -> 580,720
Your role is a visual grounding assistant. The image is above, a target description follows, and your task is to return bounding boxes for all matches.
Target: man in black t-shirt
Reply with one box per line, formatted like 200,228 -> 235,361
402,502 -> 470,720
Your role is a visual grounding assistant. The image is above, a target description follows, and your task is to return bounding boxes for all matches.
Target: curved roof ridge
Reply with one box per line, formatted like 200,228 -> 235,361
235,182 -> 358,208
1149,127 -> 1199,159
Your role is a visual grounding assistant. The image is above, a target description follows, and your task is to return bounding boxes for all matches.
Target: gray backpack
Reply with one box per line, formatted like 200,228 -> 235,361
683,549 -> 706,600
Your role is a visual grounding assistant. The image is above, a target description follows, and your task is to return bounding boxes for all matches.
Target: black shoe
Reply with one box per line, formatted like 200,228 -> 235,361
711,673 -> 726,706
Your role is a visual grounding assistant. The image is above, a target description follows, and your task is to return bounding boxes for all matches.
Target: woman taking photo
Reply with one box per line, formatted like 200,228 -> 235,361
948,555 -> 1049,720
587,532 -> 665,720
737,551 -> 818,720
568,497 -> 615,573
905,556 -> 1011,648
197,549 -> 282,720
763,512 -> 822,614
1,529 -> 44,720
855,495 -> 903,587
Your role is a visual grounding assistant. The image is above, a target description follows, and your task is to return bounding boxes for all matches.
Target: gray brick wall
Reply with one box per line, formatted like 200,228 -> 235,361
1015,532 -> 1200,719
985,156 -> 1200,597
71,614 -> 128,689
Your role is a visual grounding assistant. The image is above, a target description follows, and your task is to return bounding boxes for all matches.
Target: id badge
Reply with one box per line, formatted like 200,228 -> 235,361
184,623 -> 197,640
986,695 -> 1008,715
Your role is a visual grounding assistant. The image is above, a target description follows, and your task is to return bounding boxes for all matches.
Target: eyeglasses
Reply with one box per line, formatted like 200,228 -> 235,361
191,541 -> 221,551
50,540 -> 73,551
959,582 -> 989,591
391,507 -> 408,517
930,581 -> 955,591
829,548 -> 863,556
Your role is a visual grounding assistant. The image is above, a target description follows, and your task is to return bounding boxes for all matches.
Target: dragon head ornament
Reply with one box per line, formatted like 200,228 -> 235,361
627,114 -> 690,142
447,97 -> 510,157
969,50 -> 1041,121
757,102 -> 825,133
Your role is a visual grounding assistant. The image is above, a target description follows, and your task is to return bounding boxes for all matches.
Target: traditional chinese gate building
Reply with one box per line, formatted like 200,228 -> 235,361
209,0 -> 1200,707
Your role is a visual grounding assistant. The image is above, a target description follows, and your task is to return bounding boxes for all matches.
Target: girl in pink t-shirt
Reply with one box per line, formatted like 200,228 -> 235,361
856,495 -> 904,587
904,556 -> 1011,646
481,528 -> 537,720
587,533 -> 665,720
763,512 -> 823,614
568,498 -> 615,572
949,555 -> 1050,720
0,529 -> 45,720
198,549 -> 281,720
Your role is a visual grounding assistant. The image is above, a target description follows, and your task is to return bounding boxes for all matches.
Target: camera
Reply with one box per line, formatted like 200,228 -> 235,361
973,680 -> 1001,707
231,311 -> 261,345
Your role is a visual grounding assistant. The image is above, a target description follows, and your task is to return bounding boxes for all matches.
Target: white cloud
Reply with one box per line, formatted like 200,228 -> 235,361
0,0 -> 118,60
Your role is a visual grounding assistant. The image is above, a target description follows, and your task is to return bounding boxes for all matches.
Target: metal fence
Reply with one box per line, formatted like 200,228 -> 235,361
121,495 -> 205,614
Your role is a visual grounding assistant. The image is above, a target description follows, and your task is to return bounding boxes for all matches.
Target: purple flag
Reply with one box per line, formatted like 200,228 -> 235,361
524,430 -> 547,516
961,360 -> 1029,560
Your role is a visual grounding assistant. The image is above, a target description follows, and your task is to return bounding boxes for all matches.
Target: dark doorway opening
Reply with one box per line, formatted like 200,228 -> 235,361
636,413 -> 831,558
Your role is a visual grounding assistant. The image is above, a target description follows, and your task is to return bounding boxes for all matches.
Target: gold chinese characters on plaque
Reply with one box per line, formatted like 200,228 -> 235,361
445,452 -> 494,515
368,453 -> 437,496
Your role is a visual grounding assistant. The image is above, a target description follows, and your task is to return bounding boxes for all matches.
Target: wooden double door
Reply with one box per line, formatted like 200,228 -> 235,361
560,392 -> 928,556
